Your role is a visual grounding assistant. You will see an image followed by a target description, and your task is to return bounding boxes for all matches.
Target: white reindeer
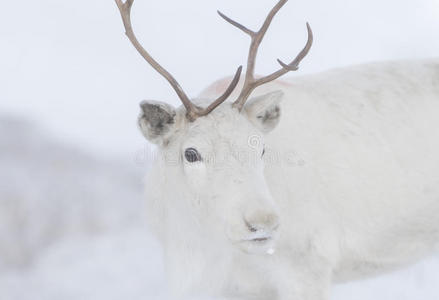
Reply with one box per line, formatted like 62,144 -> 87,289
116,0 -> 439,299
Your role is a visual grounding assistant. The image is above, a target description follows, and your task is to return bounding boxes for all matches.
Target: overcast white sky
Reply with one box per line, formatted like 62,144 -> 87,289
1,0 -> 438,162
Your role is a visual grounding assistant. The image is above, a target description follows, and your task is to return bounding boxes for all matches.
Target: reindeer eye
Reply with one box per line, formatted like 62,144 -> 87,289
184,148 -> 201,163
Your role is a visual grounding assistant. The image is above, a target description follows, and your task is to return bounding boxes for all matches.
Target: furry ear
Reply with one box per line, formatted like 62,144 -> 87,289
138,100 -> 178,145
244,91 -> 284,133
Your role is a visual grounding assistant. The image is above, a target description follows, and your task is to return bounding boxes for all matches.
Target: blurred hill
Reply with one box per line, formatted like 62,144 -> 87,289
0,115 -> 145,268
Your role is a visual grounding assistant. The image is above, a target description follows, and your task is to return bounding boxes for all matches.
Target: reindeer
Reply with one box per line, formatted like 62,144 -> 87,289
116,0 -> 439,299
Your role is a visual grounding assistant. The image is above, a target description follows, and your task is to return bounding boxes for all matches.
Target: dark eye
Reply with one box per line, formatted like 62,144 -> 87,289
261,147 -> 266,158
184,148 -> 201,163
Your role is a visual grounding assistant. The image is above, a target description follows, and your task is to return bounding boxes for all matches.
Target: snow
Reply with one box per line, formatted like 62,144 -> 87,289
0,229 -> 168,300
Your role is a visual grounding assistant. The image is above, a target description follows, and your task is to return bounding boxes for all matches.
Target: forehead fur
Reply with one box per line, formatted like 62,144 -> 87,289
182,101 -> 261,146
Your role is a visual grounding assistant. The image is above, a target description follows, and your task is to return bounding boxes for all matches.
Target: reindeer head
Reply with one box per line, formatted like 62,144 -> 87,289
116,0 -> 312,255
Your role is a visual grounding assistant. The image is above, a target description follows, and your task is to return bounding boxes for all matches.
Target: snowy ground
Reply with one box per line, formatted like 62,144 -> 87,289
1,228 -> 438,300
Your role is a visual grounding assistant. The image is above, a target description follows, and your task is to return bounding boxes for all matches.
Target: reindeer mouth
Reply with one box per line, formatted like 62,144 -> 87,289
248,237 -> 271,243
242,232 -> 274,245
239,234 -> 276,255
228,227 -> 278,254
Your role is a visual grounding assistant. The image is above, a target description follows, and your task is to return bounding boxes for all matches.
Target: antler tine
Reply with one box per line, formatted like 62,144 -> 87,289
256,0 -> 289,42
257,22 -> 313,85
276,23 -> 313,71
219,0 -> 313,111
217,11 -> 255,36
199,66 -> 243,116
219,0 -> 287,82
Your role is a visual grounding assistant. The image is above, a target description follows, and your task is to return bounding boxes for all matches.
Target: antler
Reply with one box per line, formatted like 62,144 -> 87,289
218,0 -> 313,111
115,0 -> 242,121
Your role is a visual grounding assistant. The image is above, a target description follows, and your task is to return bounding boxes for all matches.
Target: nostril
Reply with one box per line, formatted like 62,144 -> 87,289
245,220 -> 258,232
244,211 -> 280,233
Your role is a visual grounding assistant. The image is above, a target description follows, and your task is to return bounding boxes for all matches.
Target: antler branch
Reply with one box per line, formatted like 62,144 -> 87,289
257,22 -> 313,86
198,66 -> 243,117
116,0 -> 242,121
218,0 -> 313,111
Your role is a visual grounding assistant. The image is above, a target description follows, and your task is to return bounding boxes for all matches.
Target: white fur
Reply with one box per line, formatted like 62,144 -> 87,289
141,59 -> 439,300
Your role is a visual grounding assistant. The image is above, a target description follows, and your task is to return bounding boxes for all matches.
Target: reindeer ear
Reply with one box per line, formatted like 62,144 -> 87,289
138,100 -> 178,145
244,91 -> 283,133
